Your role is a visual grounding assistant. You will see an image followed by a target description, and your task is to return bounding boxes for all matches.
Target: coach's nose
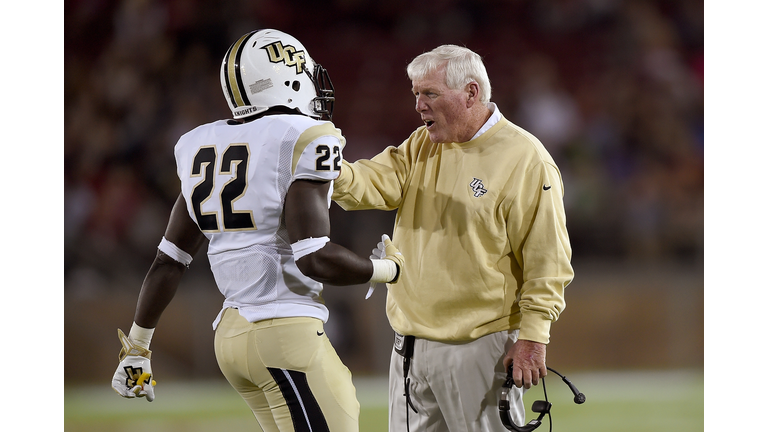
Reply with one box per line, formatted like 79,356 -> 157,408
415,94 -> 428,113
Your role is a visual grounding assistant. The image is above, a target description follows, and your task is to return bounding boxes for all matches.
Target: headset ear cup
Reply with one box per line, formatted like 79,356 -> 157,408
531,400 -> 552,414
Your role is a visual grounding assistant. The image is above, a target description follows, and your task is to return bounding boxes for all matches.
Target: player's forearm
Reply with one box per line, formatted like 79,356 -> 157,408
133,253 -> 187,328
295,242 -> 374,285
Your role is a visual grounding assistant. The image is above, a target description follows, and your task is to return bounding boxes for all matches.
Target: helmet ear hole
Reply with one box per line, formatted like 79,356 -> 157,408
282,80 -> 301,92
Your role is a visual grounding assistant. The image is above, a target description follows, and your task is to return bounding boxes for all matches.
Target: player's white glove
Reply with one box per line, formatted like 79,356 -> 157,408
366,234 -> 404,298
111,328 -> 156,402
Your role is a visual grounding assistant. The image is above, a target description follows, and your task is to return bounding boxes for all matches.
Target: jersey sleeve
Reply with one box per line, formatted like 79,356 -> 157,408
291,122 -> 345,183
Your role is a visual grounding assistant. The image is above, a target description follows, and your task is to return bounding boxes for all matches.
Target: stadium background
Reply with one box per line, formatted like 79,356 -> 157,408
64,0 -> 703,428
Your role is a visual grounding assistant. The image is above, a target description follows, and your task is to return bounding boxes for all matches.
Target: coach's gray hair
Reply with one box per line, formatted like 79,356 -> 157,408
407,45 -> 491,104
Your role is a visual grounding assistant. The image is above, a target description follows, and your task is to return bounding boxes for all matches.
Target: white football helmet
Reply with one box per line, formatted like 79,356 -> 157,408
220,29 -> 335,120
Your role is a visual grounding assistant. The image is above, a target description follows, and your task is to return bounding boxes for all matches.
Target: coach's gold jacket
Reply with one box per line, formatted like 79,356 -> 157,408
332,115 -> 573,345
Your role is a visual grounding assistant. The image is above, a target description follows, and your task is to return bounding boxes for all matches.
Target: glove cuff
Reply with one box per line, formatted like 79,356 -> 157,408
117,328 -> 152,361
129,322 -> 154,349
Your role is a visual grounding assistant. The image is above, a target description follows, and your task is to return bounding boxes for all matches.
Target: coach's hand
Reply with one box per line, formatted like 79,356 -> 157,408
111,328 -> 156,402
503,339 -> 547,389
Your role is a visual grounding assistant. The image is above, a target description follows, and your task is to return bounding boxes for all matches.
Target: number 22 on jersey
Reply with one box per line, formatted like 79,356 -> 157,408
189,143 -> 256,233
187,141 -> 341,233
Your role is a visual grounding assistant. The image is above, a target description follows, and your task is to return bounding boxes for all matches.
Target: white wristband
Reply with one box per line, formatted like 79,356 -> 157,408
129,322 -> 155,350
369,259 -> 398,284
158,236 -> 193,267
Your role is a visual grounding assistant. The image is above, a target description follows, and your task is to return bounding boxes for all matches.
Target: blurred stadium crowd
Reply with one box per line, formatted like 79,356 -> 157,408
64,0 -> 703,296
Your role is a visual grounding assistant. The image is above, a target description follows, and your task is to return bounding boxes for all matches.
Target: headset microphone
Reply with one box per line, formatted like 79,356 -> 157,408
499,362 -> 586,432
556,373 -> 586,404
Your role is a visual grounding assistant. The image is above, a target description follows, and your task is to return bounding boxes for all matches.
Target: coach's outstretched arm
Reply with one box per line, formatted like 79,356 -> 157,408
111,193 -> 206,402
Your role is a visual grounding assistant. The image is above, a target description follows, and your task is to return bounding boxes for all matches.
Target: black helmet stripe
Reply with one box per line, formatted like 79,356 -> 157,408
224,31 -> 256,107
222,44 -> 237,107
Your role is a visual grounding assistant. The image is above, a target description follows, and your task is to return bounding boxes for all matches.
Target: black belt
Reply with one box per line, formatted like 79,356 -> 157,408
394,332 -> 418,430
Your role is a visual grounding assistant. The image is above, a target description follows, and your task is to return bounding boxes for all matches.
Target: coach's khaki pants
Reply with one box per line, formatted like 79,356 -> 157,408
388,330 -> 525,432
214,308 -> 359,431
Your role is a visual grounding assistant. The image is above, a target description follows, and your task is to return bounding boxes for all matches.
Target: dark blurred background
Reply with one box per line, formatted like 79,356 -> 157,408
64,0 -> 703,385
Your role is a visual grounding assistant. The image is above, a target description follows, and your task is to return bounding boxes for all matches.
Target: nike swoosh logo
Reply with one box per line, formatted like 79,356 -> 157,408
317,331 -> 324,336
543,185 -> 552,190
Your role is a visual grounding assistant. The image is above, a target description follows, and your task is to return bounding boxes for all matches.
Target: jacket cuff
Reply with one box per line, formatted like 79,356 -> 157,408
518,313 -> 552,344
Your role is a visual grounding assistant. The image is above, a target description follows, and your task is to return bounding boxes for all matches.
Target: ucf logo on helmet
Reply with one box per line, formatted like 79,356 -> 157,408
262,41 -> 306,74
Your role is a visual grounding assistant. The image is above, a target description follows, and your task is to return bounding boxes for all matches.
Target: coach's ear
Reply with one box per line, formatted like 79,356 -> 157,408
465,81 -> 481,108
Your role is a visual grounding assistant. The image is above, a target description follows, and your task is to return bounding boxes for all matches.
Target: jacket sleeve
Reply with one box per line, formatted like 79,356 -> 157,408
510,160 -> 574,344
332,143 -> 410,211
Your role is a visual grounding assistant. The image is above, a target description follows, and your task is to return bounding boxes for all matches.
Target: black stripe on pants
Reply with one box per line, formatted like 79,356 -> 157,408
267,367 -> 330,432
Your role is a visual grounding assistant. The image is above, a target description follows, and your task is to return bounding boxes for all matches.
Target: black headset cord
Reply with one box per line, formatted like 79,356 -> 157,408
541,376 -> 553,432
403,354 -> 418,432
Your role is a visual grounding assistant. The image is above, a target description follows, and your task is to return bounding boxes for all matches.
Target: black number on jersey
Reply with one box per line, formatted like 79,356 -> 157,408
189,144 -> 256,232
190,146 -> 218,231
315,144 -> 341,171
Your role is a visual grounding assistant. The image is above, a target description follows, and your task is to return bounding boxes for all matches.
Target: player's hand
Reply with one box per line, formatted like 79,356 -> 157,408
111,328 -> 156,402
371,234 -> 403,282
366,235 -> 404,297
378,235 -> 404,282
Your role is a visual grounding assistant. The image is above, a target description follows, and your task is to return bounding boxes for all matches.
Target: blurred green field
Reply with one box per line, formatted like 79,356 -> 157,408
65,369 -> 703,431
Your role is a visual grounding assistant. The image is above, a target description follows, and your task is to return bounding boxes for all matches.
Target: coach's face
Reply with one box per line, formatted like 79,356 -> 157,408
412,66 -> 479,144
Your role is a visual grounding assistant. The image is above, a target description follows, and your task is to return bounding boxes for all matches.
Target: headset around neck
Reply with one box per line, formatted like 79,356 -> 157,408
499,362 -> 586,432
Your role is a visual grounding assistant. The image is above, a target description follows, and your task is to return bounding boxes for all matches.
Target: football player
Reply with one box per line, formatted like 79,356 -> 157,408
111,29 -> 403,432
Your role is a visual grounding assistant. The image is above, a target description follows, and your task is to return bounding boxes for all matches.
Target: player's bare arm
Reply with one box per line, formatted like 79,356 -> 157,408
112,193 -> 206,402
133,193 -> 206,328
285,179 -> 379,285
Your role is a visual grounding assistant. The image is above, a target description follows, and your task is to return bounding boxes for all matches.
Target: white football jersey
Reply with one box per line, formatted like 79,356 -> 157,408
173,114 -> 345,329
